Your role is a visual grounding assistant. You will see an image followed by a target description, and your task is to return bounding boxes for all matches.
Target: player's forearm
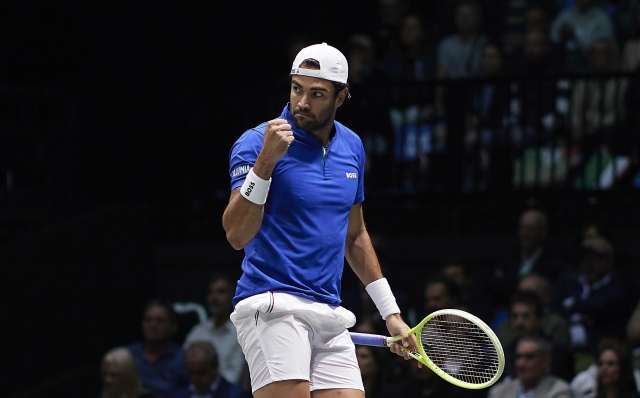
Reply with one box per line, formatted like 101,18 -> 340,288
345,231 -> 383,285
222,190 -> 265,250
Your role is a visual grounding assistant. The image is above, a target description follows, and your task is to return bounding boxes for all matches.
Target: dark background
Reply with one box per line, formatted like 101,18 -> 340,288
2,1 -> 640,397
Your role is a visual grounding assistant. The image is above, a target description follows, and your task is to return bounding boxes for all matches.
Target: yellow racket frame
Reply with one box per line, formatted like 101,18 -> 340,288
386,308 -> 505,389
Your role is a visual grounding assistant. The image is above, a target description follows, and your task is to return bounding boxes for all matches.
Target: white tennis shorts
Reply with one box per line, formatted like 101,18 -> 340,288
230,291 -> 364,393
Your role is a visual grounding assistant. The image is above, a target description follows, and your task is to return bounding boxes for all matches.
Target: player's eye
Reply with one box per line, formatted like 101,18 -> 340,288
313,91 -> 323,97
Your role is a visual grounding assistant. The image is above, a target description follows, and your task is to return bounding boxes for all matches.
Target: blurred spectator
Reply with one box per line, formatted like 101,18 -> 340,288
356,344 -> 392,398
501,3 -> 555,55
100,347 -> 154,398
172,341 -> 248,398
570,37 -> 629,188
571,338 -> 640,398
436,0 -> 489,79
490,209 -> 564,308
463,42 -> 510,192
496,273 -> 571,347
622,7 -> 640,71
441,261 -> 494,322
383,13 -> 437,81
338,33 -> 393,195
553,236 -> 631,360
499,290 -> 575,382
371,0 -> 409,62
488,336 -> 573,398
508,29 -> 566,76
379,359 -> 485,398
550,0 -> 615,71
183,273 -> 246,385
127,299 -> 189,398
423,274 -> 462,317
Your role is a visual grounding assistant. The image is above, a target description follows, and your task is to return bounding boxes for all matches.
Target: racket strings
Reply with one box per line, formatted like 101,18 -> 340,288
420,314 -> 500,385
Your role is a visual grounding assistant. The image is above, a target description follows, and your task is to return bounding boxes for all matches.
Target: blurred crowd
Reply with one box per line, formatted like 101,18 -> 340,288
265,0 -> 640,195
97,207 -> 640,398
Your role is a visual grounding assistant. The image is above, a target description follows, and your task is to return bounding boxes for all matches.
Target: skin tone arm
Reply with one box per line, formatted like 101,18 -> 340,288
222,119 -> 294,250
344,204 -> 419,362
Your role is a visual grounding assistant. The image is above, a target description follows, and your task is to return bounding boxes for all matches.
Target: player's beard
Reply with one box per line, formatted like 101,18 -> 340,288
292,102 -> 335,132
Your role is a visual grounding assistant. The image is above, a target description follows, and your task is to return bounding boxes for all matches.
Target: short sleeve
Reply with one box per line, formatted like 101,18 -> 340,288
228,128 -> 264,190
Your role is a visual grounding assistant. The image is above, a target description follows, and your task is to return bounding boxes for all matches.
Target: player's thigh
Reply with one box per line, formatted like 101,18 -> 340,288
311,388 -> 365,398
309,326 -> 364,393
253,379 -> 311,398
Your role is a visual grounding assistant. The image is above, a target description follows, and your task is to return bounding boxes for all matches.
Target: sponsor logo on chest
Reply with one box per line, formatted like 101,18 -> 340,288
345,172 -> 357,179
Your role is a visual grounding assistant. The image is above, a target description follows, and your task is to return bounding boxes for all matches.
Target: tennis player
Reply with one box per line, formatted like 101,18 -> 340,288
222,42 -> 416,398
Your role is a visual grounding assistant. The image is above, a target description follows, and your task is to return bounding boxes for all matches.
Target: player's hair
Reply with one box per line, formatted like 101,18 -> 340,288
143,298 -> 178,324
186,341 -> 219,368
293,58 -> 350,98
509,290 -> 544,318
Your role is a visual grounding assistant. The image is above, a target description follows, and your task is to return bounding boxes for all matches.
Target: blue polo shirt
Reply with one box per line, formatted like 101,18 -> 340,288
229,104 -> 365,307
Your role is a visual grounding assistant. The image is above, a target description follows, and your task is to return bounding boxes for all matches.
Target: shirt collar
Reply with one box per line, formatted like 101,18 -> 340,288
280,104 -> 337,147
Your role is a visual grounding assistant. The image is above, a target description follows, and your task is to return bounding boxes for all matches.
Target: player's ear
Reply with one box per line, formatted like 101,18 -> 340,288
335,88 -> 348,107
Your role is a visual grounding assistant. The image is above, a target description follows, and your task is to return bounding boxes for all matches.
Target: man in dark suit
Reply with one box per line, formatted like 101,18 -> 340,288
491,209 -> 564,307
172,341 -> 248,398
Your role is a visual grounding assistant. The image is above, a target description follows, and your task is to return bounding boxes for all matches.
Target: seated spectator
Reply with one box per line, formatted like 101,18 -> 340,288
501,3 -> 554,55
127,299 -> 189,398
515,274 -> 571,347
499,291 -> 575,382
622,8 -> 640,71
100,347 -> 154,398
383,12 -> 436,81
172,341 -> 248,398
488,336 -> 573,398
571,338 -> 640,398
508,29 -> 566,76
423,274 -> 462,318
183,273 -> 246,386
553,236 -> 631,360
550,0 -> 615,72
440,261 -> 494,322
436,0 -> 489,79
356,344 -> 392,398
490,208 -> 564,308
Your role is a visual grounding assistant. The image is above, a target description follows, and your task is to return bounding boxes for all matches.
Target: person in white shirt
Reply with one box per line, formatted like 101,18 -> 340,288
183,274 -> 246,385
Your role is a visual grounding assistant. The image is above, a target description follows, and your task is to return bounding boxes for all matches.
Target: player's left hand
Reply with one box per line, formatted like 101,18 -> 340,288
385,313 -> 422,367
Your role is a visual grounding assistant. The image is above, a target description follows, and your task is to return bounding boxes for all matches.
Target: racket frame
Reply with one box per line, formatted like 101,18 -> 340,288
384,309 -> 505,389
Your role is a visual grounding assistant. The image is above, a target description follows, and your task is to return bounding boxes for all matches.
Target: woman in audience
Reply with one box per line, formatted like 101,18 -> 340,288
571,339 -> 639,398
100,347 -> 154,398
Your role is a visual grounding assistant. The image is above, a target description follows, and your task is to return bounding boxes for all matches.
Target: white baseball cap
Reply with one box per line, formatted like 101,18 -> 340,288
290,42 -> 349,84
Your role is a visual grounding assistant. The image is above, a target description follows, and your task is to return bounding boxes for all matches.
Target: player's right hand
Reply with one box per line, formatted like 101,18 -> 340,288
260,118 -> 294,162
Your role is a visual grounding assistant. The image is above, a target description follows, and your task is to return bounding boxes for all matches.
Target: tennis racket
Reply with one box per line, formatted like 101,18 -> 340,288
350,309 -> 504,389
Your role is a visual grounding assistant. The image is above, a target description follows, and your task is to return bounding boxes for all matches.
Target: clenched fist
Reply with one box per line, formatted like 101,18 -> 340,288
252,119 -> 295,180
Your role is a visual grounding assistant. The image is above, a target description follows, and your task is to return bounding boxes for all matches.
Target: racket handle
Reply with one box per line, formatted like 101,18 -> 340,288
350,332 -> 390,347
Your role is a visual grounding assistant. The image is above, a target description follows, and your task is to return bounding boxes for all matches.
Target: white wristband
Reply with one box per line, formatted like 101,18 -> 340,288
365,278 -> 401,320
240,168 -> 271,205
